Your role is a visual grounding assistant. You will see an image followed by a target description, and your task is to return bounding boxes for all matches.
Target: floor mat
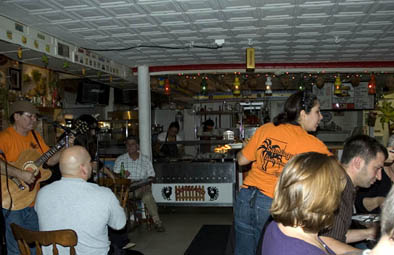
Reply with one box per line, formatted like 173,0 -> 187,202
184,224 -> 231,255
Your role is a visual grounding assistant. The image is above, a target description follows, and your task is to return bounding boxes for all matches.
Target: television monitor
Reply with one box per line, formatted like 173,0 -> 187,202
114,88 -> 137,106
76,79 -> 110,105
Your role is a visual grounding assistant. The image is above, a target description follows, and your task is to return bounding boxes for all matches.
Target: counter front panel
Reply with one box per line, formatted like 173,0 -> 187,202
152,161 -> 237,207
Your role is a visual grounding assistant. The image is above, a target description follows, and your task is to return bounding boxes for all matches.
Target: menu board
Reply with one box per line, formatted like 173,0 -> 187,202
313,82 -> 374,110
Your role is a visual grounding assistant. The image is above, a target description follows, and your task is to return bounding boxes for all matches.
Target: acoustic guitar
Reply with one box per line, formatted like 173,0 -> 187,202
1,120 -> 88,210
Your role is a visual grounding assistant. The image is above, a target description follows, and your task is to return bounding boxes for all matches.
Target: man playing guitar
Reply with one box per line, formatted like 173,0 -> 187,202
0,100 -> 75,255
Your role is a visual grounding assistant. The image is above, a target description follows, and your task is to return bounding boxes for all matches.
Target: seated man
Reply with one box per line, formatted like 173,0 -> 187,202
355,134 -> 394,214
114,136 -> 165,232
35,146 -> 126,255
320,135 -> 387,254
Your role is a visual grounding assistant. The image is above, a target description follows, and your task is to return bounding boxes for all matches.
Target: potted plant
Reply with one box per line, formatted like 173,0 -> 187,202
376,100 -> 394,134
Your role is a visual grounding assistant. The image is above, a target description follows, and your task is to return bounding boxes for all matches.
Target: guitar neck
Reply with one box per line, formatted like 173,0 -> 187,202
33,121 -> 88,167
34,139 -> 66,167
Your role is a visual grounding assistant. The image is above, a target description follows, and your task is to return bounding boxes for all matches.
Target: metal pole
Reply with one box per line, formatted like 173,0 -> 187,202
138,65 -> 152,160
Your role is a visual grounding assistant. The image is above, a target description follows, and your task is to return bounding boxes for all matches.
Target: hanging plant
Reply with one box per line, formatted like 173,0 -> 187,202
376,100 -> 394,129
63,61 -> 70,69
48,80 -> 57,88
0,87 -> 9,117
23,73 -> 31,83
41,55 -> 49,67
31,70 -> 42,83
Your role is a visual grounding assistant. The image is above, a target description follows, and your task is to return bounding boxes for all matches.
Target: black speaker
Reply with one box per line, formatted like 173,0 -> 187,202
76,79 -> 110,105
114,88 -> 137,106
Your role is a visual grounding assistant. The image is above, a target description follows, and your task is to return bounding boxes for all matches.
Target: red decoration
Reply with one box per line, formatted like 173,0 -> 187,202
164,79 -> 171,95
368,74 -> 376,95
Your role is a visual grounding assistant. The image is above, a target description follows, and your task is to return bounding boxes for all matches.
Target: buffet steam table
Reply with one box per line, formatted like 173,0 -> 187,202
152,160 -> 238,207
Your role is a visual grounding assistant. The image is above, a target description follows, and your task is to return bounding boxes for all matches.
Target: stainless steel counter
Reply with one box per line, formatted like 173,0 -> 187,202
152,160 -> 237,207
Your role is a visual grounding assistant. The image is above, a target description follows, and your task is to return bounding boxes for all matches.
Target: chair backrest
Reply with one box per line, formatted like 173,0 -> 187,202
11,223 -> 78,255
99,177 -> 131,209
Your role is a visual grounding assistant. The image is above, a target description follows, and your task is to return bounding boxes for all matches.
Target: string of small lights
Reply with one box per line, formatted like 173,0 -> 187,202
153,72 -> 394,99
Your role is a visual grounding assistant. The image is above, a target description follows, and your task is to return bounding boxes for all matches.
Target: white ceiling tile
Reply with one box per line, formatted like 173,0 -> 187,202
13,1 -> 55,13
1,0 -> 394,68
177,0 -> 218,11
38,11 -> 75,24
50,0 -> 91,10
94,0 -> 131,7
137,1 -> 180,14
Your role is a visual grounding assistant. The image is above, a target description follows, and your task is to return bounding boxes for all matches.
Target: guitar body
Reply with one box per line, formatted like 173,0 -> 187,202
1,149 -> 52,210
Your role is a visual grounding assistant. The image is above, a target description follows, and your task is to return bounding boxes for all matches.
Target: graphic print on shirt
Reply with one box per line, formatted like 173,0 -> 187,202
257,138 -> 293,176
30,142 -> 38,149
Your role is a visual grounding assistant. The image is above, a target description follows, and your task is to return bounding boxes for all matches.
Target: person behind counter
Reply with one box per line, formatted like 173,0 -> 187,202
197,119 -> 221,154
262,152 -> 346,255
355,134 -> 394,215
234,90 -> 332,255
156,121 -> 183,158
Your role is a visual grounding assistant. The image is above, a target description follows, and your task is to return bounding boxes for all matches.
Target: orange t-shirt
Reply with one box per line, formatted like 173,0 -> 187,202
0,127 -> 50,207
242,123 -> 331,198
0,126 -> 49,162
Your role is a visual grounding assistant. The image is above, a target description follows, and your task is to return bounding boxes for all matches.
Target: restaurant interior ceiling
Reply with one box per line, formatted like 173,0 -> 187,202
1,0 -> 394,105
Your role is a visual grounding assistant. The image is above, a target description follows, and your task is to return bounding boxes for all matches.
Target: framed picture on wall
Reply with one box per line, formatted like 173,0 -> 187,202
8,68 -> 21,90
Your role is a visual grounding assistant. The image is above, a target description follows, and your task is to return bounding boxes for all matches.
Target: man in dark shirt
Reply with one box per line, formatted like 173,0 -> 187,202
355,135 -> 394,214
320,135 -> 387,254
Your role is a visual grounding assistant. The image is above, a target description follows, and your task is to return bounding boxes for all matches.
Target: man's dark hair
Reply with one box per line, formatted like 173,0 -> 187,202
341,134 -> 388,165
168,121 -> 180,131
126,135 -> 139,144
9,111 -> 23,124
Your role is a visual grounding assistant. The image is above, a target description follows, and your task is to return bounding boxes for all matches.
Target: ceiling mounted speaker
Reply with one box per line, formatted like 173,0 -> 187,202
350,75 -> 360,87
280,75 -> 290,89
0,55 -> 8,66
386,75 -> 394,90
316,76 -> 325,89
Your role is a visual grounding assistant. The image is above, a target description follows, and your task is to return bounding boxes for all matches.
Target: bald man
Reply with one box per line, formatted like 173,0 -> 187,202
35,146 -> 126,255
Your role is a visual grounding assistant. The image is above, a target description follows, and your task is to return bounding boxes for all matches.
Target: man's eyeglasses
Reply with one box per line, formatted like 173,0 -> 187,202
22,112 -> 37,120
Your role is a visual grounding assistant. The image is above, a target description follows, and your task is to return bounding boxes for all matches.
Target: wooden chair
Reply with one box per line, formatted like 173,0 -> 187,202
99,177 -> 153,230
10,223 -> 77,255
99,177 -> 131,210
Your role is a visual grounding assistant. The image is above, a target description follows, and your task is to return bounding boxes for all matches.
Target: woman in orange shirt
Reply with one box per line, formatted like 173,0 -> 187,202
234,90 -> 331,255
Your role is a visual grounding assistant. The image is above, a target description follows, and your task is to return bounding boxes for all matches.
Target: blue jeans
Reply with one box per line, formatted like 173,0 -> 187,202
2,207 -> 38,255
234,187 -> 272,255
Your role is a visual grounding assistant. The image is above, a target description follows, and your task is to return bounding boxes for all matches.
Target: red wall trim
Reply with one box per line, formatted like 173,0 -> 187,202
131,61 -> 394,73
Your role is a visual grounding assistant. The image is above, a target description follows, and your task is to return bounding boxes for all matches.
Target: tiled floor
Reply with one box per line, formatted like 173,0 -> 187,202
128,206 -> 234,255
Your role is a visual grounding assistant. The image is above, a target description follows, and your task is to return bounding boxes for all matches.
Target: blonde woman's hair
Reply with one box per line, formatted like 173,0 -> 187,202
270,152 -> 346,233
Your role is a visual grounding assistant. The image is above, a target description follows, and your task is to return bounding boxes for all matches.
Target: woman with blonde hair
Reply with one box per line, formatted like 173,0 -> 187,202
261,152 -> 346,255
